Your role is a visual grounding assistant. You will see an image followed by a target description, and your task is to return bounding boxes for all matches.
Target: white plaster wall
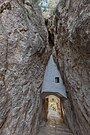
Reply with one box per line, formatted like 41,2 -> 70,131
42,55 -> 67,98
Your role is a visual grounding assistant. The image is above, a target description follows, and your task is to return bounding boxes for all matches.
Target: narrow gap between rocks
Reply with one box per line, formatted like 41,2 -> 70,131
37,94 -> 73,135
37,1 -> 73,134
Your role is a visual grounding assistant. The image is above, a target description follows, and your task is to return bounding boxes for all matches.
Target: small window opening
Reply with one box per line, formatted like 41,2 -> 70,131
55,77 -> 59,83
52,98 -> 54,101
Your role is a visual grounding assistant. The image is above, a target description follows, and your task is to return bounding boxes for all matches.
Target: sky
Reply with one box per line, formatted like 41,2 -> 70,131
39,0 -> 59,18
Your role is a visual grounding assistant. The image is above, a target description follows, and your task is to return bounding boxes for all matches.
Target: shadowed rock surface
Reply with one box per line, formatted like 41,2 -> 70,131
0,0 -> 50,135
53,0 -> 90,134
0,0 -> 90,135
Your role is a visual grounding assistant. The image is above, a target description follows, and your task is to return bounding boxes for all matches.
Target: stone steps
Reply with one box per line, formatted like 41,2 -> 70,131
37,112 -> 73,135
37,123 -> 73,135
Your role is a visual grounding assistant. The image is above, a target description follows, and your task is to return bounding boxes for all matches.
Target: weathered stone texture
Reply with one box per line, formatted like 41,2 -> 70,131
54,0 -> 90,135
0,0 -> 90,135
0,0 -> 49,135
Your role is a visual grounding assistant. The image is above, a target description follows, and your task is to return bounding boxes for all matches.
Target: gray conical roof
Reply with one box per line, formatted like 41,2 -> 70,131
42,55 -> 67,98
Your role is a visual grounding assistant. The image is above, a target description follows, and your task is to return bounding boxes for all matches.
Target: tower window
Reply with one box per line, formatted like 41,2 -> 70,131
55,77 -> 59,83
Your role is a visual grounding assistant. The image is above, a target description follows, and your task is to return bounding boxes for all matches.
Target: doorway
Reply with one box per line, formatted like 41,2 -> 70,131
42,94 -> 64,125
38,94 -> 73,135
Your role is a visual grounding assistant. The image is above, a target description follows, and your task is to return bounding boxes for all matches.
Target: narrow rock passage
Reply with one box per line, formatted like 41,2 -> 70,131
37,109 -> 73,135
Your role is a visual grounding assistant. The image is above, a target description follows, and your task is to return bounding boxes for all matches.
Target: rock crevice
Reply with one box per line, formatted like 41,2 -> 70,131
0,0 -> 90,135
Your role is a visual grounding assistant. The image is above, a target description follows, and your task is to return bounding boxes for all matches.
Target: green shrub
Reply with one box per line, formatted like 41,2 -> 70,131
59,0 -> 65,4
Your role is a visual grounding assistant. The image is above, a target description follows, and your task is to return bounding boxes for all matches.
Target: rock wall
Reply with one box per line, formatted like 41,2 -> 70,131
0,0 -> 90,135
54,0 -> 90,134
0,0 -> 50,135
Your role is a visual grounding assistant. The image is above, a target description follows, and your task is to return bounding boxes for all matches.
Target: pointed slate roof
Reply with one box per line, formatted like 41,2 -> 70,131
42,55 -> 67,98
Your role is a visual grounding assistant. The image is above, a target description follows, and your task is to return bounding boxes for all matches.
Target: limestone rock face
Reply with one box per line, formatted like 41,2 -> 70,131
0,0 -> 90,135
54,0 -> 90,134
0,0 -> 49,135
